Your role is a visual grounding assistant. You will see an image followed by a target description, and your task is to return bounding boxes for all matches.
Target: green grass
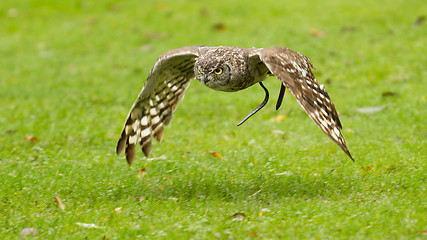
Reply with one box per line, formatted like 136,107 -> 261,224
1,0 -> 426,239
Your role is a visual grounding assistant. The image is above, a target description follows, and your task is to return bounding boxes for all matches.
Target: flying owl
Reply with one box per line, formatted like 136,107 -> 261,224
117,46 -> 354,165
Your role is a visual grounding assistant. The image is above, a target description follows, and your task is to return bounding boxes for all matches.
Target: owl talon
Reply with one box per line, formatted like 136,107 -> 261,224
276,84 -> 286,110
237,82 -> 269,126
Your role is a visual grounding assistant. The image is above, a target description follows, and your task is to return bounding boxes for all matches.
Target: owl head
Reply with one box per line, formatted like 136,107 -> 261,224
194,57 -> 232,91
194,47 -> 252,92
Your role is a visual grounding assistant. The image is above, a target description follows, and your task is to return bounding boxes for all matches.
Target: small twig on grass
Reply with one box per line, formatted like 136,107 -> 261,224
250,187 -> 263,197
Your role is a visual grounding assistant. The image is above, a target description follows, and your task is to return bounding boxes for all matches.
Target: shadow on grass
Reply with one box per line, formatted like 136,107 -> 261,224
128,170 -> 361,203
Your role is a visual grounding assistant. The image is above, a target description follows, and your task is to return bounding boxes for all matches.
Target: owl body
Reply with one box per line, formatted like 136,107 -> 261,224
117,46 -> 354,164
195,47 -> 269,92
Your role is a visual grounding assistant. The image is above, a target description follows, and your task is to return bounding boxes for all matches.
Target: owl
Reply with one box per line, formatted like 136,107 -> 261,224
117,46 -> 354,165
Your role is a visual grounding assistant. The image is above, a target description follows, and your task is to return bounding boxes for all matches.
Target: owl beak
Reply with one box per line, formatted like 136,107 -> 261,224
199,75 -> 209,84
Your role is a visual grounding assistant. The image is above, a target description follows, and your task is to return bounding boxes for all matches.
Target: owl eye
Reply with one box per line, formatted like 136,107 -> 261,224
197,68 -> 201,74
214,68 -> 223,75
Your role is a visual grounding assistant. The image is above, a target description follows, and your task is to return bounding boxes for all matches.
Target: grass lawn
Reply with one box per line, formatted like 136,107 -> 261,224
1,0 -> 426,239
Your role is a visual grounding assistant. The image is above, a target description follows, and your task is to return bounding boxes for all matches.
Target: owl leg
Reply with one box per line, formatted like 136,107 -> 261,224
275,84 -> 287,110
237,82 -> 269,126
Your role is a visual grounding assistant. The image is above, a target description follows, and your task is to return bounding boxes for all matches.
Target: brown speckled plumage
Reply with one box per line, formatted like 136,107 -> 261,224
117,46 -> 354,165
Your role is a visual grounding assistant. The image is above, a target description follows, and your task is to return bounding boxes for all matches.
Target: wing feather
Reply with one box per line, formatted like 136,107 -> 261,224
117,46 -> 201,164
253,47 -> 353,161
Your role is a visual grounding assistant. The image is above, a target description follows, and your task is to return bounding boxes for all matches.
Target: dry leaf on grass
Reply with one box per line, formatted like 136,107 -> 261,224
76,223 -> 100,229
269,115 -> 286,123
144,31 -> 167,40
55,196 -> 65,210
309,29 -> 327,37
136,168 -> 146,178
414,16 -> 425,26
356,105 -> 386,114
381,91 -> 398,97
271,130 -> 285,135
361,165 -> 376,173
25,135 -> 39,142
232,213 -> 246,220
208,151 -> 222,159
20,228 -> 38,236
136,196 -> 145,202
250,231 -> 259,237
4,129 -> 16,135
341,25 -> 358,32
275,171 -> 293,176
212,23 -> 227,31
137,45 -> 154,52
199,8 -> 209,16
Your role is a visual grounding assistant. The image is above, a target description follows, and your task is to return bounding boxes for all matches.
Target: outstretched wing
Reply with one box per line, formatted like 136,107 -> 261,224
250,47 -> 354,161
117,46 -> 201,165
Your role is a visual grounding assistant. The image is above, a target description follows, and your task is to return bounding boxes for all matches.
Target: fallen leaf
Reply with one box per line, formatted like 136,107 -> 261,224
232,213 -> 246,220
147,156 -> 167,161
261,208 -> 271,212
137,44 -> 154,52
136,168 -> 146,178
25,135 -> 39,143
4,129 -> 16,135
309,29 -> 326,37
250,231 -> 259,237
20,228 -> 38,236
275,171 -> 293,176
212,23 -> 227,31
208,151 -> 222,159
361,165 -> 375,173
248,139 -> 256,145
345,128 -> 355,133
55,196 -> 65,210
76,223 -> 100,228
144,31 -> 166,40
271,130 -> 285,135
422,229 -> 427,235
106,2 -> 120,11
381,91 -> 399,97
414,16 -> 425,26
341,25 -> 358,32
199,8 -> 209,16
259,211 -> 264,216
114,207 -> 122,213
356,106 -> 386,114
136,196 -> 145,202
269,115 -> 287,123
